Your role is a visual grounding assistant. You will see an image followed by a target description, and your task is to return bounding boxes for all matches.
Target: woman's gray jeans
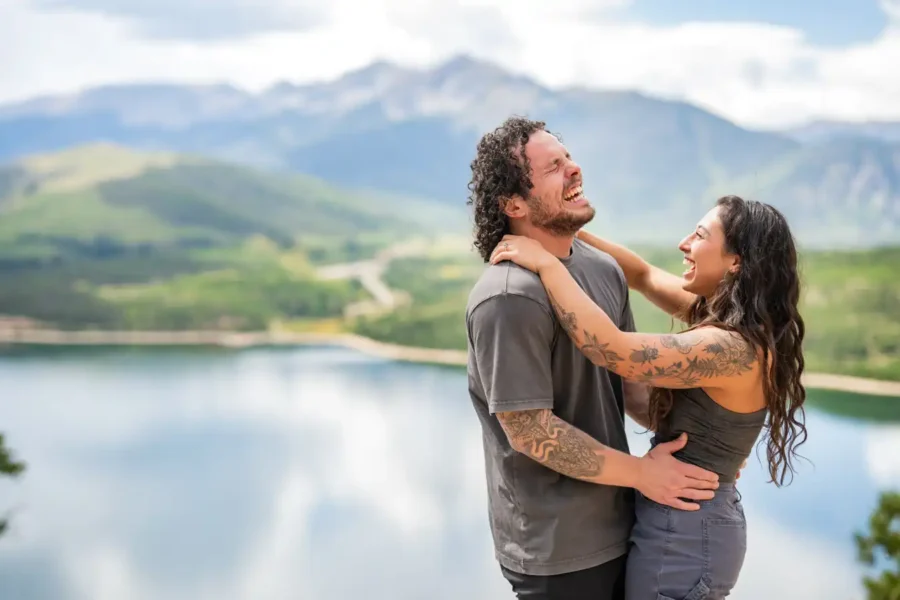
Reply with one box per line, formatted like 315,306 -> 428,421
625,483 -> 748,600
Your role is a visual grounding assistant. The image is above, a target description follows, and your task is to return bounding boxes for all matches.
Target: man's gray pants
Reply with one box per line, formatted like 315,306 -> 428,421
625,483 -> 747,600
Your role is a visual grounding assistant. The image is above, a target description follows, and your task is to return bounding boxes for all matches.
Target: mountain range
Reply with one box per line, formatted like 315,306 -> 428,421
1,55 -> 899,246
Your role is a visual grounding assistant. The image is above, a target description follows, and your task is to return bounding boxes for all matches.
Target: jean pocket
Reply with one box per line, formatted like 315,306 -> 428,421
702,518 -> 747,593
657,575 -> 711,600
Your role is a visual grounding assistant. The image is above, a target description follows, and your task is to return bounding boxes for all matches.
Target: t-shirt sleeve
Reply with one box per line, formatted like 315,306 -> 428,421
468,293 -> 556,414
620,288 -> 637,333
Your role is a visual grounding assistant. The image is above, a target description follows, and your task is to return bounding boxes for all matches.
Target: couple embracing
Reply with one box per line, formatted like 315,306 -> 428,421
464,117 -> 808,600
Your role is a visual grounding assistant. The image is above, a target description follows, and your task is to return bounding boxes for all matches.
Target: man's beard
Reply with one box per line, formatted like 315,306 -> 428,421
527,194 -> 595,236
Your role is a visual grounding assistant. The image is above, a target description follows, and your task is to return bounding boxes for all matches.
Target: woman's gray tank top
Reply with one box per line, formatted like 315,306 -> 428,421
652,387 -> 767,483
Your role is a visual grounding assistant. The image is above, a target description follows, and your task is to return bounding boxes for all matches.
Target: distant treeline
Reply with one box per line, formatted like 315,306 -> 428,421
0,246 -> 364,331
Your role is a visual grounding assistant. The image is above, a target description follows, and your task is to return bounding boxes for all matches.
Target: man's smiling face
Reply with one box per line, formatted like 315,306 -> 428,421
519,129 -> 595,236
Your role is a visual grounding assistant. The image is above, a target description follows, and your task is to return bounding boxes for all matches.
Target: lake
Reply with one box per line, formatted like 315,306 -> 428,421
0,345 -> 897,600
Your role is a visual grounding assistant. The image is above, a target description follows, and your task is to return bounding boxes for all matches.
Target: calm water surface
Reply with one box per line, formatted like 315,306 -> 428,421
0,345 -> 898,600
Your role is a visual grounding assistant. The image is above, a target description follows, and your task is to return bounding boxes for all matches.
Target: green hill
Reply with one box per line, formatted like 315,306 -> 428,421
0,143 -> 462,263
0,144 -> 461,330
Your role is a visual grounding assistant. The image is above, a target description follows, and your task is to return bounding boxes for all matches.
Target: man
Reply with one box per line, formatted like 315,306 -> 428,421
465,117 -> 720,599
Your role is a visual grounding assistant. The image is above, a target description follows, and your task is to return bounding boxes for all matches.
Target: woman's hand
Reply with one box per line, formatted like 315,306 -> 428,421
489,235 -> 559,274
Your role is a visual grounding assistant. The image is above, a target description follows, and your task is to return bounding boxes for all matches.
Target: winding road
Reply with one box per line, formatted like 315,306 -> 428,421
314,239 -> 432,316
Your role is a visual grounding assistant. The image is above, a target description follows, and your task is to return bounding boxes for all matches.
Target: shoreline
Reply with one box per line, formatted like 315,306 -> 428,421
1,328 -> 899,397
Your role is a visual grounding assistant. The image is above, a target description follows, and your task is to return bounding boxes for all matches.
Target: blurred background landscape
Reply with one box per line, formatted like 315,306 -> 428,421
0,0 -> 899,599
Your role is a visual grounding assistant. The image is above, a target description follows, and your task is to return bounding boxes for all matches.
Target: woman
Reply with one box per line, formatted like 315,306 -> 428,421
489,195 -> 807,600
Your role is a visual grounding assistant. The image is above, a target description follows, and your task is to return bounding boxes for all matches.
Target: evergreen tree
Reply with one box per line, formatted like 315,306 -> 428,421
856,490 -> 900,600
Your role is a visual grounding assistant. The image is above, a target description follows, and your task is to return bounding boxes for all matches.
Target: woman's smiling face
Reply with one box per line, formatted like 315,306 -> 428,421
678,206 -> 740,297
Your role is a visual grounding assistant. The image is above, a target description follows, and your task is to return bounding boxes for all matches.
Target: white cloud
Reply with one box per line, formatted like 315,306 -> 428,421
29,0 -> 324,41
881,0 -> 900,22
865,425 -> 900,487
64,544 -> 150,600
1,0 -> 899,127
732,516 -> 862,600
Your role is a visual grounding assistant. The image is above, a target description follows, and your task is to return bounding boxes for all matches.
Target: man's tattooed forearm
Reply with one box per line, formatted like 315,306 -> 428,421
627,332 -> 756,386
499,410 -> 605,479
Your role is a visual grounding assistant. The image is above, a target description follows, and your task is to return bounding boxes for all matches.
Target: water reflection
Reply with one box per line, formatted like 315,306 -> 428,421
0,346 -> 894,599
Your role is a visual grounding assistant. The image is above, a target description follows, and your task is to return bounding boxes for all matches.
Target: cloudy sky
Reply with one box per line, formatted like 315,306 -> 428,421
2,0 -> 899,127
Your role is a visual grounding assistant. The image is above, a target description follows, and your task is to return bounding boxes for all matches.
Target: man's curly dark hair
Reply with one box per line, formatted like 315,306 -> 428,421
466,116 -> 555,262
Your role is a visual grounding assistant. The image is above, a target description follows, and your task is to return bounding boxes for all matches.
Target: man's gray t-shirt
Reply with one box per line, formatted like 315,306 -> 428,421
466,238 -> 637,577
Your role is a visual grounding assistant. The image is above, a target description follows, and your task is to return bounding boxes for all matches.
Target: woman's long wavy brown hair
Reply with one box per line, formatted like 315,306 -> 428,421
648,195 -> 808,486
